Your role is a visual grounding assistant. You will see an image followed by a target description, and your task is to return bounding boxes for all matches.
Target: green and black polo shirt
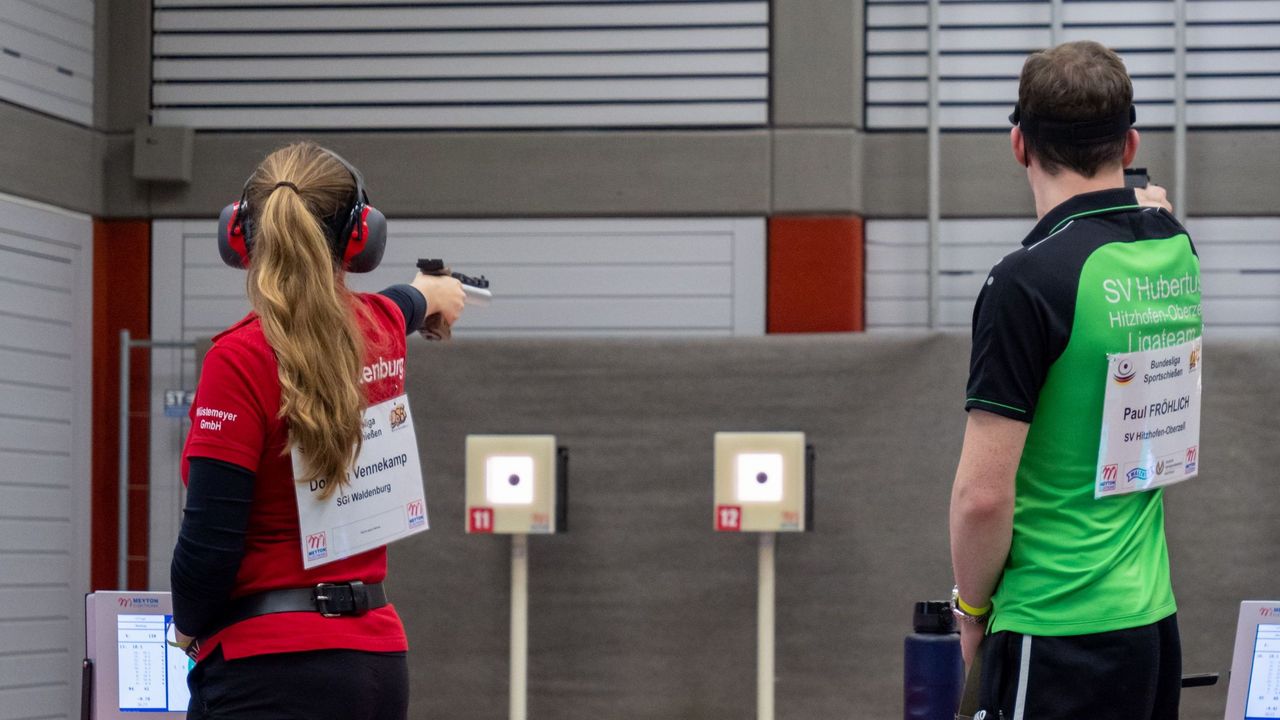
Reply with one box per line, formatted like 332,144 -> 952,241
965,186 -> 1203,637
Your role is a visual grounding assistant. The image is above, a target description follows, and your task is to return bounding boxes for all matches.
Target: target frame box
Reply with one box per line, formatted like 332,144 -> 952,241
466,435 -> 567,534
714,432 -> 813,532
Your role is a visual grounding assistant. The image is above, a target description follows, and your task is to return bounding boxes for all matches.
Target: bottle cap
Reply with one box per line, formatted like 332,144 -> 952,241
913,600 -> 957,634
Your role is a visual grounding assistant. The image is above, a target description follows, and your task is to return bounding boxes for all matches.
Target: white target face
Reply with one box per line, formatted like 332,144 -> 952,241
485,455 -> 535,505
735,453 -> 784,503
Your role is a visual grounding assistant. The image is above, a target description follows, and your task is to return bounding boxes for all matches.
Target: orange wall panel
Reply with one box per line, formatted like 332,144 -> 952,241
767,216 -> 865,333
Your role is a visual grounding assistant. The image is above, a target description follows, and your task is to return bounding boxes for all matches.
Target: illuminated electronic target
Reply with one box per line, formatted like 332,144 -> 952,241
466,435 -> 567,534
714,432 -> 813,533
486,455 -> 535,505
736,453 -> 785,503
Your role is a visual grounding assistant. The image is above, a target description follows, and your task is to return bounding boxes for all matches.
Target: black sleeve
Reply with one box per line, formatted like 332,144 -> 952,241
170,457 -> 254,638
964,258 -> 1054,423
378,284 -> 428,336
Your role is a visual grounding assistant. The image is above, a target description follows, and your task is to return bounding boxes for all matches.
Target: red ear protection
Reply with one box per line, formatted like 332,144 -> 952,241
217,201 -> 251,268
216,149 -> 387,273
335,204 -> 387,274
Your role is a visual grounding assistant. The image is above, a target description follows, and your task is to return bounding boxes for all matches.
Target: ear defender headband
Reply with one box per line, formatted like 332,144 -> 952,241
1009,104 -> 1136,145
217,149 -> 387,273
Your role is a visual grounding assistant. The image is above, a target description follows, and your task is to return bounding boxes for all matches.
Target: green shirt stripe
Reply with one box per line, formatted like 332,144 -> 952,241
1048,204 -> 1142,236
966,397 -> 1028,414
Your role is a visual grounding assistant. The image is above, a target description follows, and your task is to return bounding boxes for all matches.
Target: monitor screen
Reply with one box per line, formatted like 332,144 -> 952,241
116,614 -> 192,713
1246,623 -> 1280,719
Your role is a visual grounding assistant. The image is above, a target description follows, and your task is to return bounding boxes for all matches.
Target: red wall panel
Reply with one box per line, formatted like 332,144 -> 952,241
91,220 -> 151,590
767,216 -> 865,333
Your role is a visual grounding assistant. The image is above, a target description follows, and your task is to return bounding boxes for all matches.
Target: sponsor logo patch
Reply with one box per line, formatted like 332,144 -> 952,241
1113,358 -> 1137,384
1100,463 -> 1121,491
306,531 -> 328,561
406,499 -> 426,529
389,403 -> 407,430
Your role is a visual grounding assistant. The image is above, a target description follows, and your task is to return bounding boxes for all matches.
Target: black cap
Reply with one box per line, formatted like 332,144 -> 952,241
913,600 -> 958,634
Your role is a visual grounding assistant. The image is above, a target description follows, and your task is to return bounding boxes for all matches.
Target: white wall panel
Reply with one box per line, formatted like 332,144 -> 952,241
866,217 -> 1280,332
155,52 -> 768,81
0,192 -> 92,720
155,4 -> 768,30
0,653 -> 69,695
154,78 -> 768,105
866,0 -> 1280,129
153,28 -> 766,56
165,217 -> 765,337
152,103 -> 769,130
27,1 -> 91,25
151,1 -> 768,129
0,1 -> 93,124
147,216 -> 765,584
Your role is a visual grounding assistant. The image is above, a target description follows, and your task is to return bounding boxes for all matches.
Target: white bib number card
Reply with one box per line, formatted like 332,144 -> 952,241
1095,338 -> 1202,499
294,394 -> 429,569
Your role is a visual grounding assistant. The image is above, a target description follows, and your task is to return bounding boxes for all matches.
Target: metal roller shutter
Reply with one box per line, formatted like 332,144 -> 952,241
866,0 -> 1280,130
151,1 -> 769,129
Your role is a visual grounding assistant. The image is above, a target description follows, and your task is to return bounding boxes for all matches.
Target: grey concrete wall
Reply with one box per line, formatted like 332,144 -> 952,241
0,0 -> 147,215
863,130 -> 1280,218
93,0 -> 151,134
772,0 -> 862,128
95,127 -> 1280,219
389,333 -> 1277,720
0,101 -> 102,214
104,131 -> 773,219
19,118 -> 1274,220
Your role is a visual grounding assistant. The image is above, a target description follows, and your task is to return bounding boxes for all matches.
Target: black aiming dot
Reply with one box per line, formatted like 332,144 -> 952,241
756,472 -> 768,484
508,474 -> 521,486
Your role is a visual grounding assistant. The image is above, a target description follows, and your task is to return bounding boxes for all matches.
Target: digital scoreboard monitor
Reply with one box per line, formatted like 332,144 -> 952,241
86,592 -> 192,718
1225,601 -> 1280,720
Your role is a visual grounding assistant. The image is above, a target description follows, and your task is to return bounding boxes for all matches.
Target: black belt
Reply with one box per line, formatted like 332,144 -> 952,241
208,581 -> 388,637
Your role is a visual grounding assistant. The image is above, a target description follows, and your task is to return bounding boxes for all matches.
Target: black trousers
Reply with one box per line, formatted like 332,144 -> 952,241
187,647 -> 409,720
977,614 -> 1181,720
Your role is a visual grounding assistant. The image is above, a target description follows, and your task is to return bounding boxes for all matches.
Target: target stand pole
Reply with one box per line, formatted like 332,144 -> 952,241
758,532 -> 776,720
510,533 -> 529,720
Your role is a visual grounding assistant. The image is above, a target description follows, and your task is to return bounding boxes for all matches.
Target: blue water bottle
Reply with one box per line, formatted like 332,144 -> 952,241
904,600 -> 964,720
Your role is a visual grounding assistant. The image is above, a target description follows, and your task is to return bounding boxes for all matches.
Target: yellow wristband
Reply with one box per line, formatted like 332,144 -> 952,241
956,594 -> 991,617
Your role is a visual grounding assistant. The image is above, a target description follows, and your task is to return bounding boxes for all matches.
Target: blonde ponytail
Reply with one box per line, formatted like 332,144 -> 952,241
244,143 -> 368,499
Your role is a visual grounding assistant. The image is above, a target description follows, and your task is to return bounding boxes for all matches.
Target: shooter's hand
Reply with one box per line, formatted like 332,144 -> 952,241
412,273 -> 466,327
1136,184 -> 1172,214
